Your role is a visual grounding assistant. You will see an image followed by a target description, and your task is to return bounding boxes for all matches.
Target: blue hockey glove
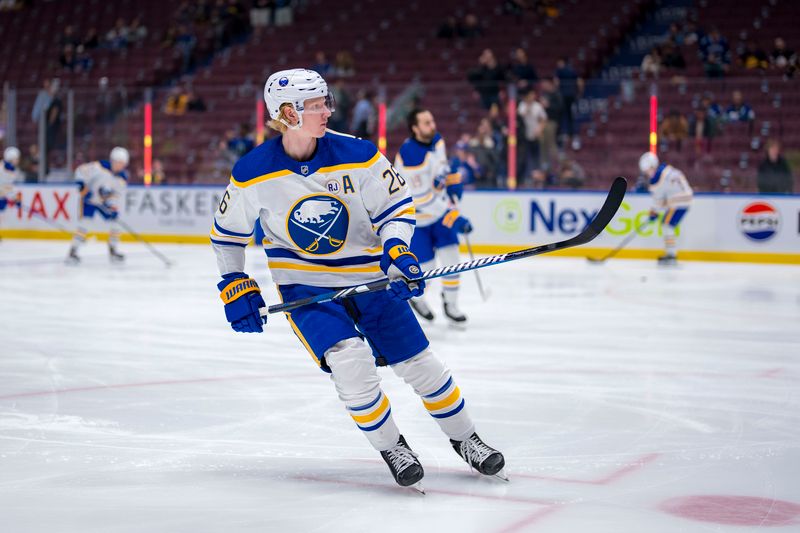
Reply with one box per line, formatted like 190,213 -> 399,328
442,209 -> 473,234
445,173 -> 464,202
380,238 -> 425,300
218,272 -> 267,332
648,209 -> 659,221
433,174 -> 447,192
101,202 -> 119,220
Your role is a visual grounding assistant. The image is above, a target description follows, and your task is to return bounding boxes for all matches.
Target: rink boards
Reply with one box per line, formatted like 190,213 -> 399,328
1,183 -> 798,264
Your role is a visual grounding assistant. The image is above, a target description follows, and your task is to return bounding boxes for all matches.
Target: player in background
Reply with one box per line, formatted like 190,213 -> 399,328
66,147 -> 130,264
394,109 -> 472,324
211,69 -> 505,491
1,147 -> 23,240
639,152 -> 694,265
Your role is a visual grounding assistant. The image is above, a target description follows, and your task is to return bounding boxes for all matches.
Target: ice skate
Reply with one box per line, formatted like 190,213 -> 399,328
409,297 -> 434,322
109,246 -> 125,263
442,292 -> 468,325
656,254 -> 677,266
450,432 -> 507,481
380,435 -> 425,492
65,247 -> 81,265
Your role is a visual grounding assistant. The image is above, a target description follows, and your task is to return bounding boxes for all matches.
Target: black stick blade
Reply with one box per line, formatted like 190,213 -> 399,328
574,176 -> 627,245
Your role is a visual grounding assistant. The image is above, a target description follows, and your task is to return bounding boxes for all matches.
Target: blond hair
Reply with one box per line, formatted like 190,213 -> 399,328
267,103 -> 295,133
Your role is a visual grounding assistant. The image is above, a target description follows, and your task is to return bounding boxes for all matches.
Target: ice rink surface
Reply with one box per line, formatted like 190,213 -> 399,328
1,240 -> 799,533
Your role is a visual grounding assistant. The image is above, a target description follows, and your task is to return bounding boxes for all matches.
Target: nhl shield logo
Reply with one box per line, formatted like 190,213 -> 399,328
287,194 -> 349,255
300,165 -> 310,176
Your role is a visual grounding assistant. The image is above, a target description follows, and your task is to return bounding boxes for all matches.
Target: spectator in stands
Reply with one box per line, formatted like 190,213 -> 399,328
757,140 -> 793,194
186,89 -> 207,112
558,158 -> 586,189
699,28 -> 730,78
327,77 -> 352,133
468,49 -> 506,110
351,90 -> 376,140
128,17 -> 148,44
539,78 -> 563,168
174,24 -> 197,73
770,37 -> 797,78
152,159 -> 167,185
61,25 -> 80,48
334,51 -> 355,77
660,40 -> 686,70
20,144 -> 40,183
227,123 -> 255,158
59,45 -> 77,71
312,51 -> 332,76
106,18 -> 130,49
31,79 -> 54,125
688,106 -> 715,155
458,14 -> 482,39
725,90 -> 755,126
437,17 -> 458,39
274,0 -> 293,27
250,0 -> 275,28
469,118 -> 501,187
554,57 -> 582,147
450,140 -> 480,187
739,40 -> 768,71
658,109 -> 689,152
640,48 -> 662,78
664,23 -> 685,46
507,48 -> 538,91
165,87 -> 189,116
83,28 -> 100,50
517,87 -> 547,183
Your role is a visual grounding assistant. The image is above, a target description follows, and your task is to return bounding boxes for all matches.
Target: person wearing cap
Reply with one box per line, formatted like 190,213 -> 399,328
638,152 -> 694,265
0,147 -> 24,239
66,146 -> 129,263
209,68 -> 505,491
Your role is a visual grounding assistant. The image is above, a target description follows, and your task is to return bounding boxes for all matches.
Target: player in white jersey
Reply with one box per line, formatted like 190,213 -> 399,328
66,147 -> 130,264
211,69 -> 505,491
639,152 -> 694,265
394,109 -> 472,324
1,147 -> 24,240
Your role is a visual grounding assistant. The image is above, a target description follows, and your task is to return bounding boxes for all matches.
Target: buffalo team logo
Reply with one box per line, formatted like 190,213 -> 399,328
278,77 -> 289,87
738,202 -> 780,241
288,195 -> 349,254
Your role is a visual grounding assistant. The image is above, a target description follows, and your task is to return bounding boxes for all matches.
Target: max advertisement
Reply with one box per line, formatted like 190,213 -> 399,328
2,184 -> 799,263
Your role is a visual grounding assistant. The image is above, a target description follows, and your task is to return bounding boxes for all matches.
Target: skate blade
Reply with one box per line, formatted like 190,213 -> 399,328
409,482 -> 425,494
492,468 -> 510,482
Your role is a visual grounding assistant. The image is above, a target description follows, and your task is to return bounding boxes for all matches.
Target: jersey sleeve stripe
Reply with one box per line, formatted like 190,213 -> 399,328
370,196 -> 413,224
231,169 -> 294,188
375,217 -> 416,235
213,220 -> 253,238
317,151 -> 380,174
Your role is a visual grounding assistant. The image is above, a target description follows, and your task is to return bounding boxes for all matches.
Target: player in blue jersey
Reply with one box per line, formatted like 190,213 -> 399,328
211,69 -> 505,491
67,147 -> 130,264
394,109 -> 472,325
0,147 -> 23,240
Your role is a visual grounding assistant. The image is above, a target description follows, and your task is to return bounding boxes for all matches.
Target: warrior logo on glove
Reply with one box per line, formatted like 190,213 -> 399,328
287,194 -> 350,254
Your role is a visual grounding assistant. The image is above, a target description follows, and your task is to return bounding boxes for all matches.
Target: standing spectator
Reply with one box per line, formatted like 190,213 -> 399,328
757,139 -> 793,193
517,88 -> 547,183
558,158 -> 586,189
227,123 -> 255,158
106,18 -> 130,49
350,90 -> 376,140
20,144 -> 40,183
250,0 -> 275,28
437,17 -> 458,39
658,109 -> 689,152
174,24 -> 197,73
458,13 -> 482,39
770,37 -> 797,78
688,107 -> 715,155
469,118 -> 500,187
467,48 -> 506,110
725,90 -> 755,122
333,51 -> 355,77
31,79 -> 54,125
539,78 -> 563,168
450,140 -> 479,186
507,47 -> 538,90
327,77 -> 352,133
554,57 -> 581,145
640,47 -> 662,77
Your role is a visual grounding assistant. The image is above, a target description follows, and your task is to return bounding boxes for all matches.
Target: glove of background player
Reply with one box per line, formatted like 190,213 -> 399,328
648,209 -> 659,221
433,174 -> 447,192
380,238 -> 425,300
445,174 -> 464,202
218,272 -> 267,332
442,209 -> 473,234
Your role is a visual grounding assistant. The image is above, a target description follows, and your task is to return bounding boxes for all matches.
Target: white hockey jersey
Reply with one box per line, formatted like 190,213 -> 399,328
74,160 -> 128,212
0,160 -> 22,198
211,130 -> 416,288
649,163 -> 693,209
394,133 -> 458,227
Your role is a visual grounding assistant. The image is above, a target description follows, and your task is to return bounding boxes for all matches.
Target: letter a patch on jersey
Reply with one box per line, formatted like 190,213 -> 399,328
342,174 -> 355,194
288,194 -> 350,254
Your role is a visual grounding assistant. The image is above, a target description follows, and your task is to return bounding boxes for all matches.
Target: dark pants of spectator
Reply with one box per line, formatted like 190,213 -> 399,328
353,121 -> 371,141
561,96 -> 576,137
517,137 -> 541,185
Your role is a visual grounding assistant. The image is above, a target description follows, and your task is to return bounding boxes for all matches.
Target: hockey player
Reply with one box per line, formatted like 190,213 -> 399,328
639,152 -> 693,265
211,69 -> 505,491
394,109 -> 472,324
1,147 -> 23,240
67,147 -> 129,264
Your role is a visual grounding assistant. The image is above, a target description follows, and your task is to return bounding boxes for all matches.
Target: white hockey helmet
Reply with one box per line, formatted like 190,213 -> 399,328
3,146 -> 21,164
110,146 -> 130,166
638,151 -> 659,173
263,68 -> 334,129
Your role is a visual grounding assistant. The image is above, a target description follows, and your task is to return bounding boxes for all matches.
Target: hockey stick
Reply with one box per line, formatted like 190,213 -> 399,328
462,232 -> 490,301
261,177 -> 627,315
587,218 -> 652,264
112,216 -> 174,268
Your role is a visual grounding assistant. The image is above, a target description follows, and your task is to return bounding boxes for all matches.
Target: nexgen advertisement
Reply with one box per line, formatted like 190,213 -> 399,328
2,184 -> 799,264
